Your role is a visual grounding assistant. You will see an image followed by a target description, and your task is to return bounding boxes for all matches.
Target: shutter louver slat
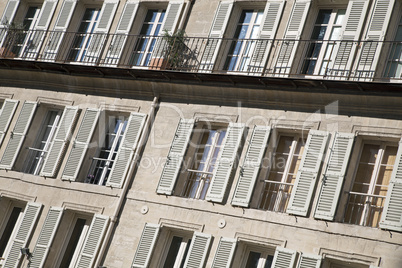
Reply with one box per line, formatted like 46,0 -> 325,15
272,247 -> 297,268
211,237 -> 236,268
132,223 -> 160,268
297,254 -> 322,268
183,232 -> 212,268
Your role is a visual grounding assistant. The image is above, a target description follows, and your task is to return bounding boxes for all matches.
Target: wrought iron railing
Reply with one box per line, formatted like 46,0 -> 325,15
0,28 -> 401,81
258,180 -> 294,212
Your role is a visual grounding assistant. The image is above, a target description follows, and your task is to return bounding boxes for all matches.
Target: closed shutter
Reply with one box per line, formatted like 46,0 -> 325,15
40,106 -> 78,177
76,214 -> 109,268
0,0 -> 20,46
106,112 -> 147,188
249,0 -> 285,73
356,0 -> 395,79
297,253 -> 322,268
30,207 -> 63,268
132,223 -> 160,268
156,119 -> 194,195
286,130 -> 329,216
379,138 -> 402,232
314,133 -> 354,221
274,0 -> 310,75
206,123 -> 245,203
0,99 -> 18,146
231,126 -> 270,207
62,108 -> 100,181
272,247 -> 297,268
0,101 -> 37,169
3,202 -> 42,268
183,232 -> 212,268
211,237 -> 236,268
199,1 -> 233,71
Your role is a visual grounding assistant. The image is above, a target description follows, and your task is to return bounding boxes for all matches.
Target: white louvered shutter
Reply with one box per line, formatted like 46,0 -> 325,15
199,1 -> 233,72
211,237 -> 236,268
43,0 -> 77,60
30,207 -> 63,268
231,126 -> 270,207
106,112 -> 147,188
272,247 -> 297,268
314,133 -> 354,221
297,253 -> 322,268
206,123 -> 245,203
0,0 -> 20,46
40,106 -> 78,177
76,214 -> 109,268
183,232 -> 212,268
286,130 -> 329,216
249,0 -> 284,73
356,0 -> 395,79
274,0 -> 310,75
379,138 -> 402,232
62,108 -> 100,181
0,99 -> 18,146
2,202 -> 42,268
132,223 -> 160,268
156,119 -> 194,195
104,0 -> 139,65
0,101 -> 37,169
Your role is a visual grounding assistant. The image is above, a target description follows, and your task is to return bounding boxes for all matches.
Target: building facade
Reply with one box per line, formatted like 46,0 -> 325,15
0,0 -> 401,267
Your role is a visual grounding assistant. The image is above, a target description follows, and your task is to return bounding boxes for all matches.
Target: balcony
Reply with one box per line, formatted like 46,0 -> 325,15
0,28 -> 401,82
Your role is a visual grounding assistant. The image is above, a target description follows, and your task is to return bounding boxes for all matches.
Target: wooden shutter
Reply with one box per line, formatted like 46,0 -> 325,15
156,119 -> 194,195
211,237 -> 236,268
40,106 -> 78,177
106,112 -> 147,188
3,202 -> 42,268
76,214 -> 109,268
0,0 -> 20,46
62,108 -> 100,181
356,0 -> 395,78
249,0 -> 285,73
274,0 -> 310,75
183,232 -> 212,268
314,133 -> 354,221
286,130 -> 329,216
0,99 -> 18,146
272,247 -> 297,268
231,126 -> 270,207
297,253 -> 322,268
0,101 -> 37,169
132,223 -> 160,268
206,123 -> 245,203
379,138 -> 402,232
199,1 -> 233,71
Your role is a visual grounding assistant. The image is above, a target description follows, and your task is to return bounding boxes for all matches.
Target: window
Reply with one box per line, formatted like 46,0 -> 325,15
162,234 -> 192,268
243,250 -> 274,268
0,205 -> 23,265
385,16 -> 402,78
344,143 -> 397,227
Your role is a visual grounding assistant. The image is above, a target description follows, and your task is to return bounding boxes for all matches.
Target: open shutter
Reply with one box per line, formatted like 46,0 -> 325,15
40,106 -> 78,177
231,126 -> 270,207
106,112 -> 147,188
104,0 -> 139,65
211,237 -> 236,268
43,0 -> 77,60
156,119 -> 194,195
297,253 -> 322,268
199,1 -> 233,71
286,130 -> 329,216
62,108 -> 100,181
379,138 -> 402,232
76,214 -> 109,268
0,0 -> 20,46
314,133 -> 354,221
206,123 -> 245,203
0,99 -> 18,146
356,0 -> 395,79
30,207 -> 63,268
132,223 -> 160,268
274,0 -> 310,75
249,0 -> 285,73
3,202 -> 42,268
0,101 -> 37,169
183,232 -> 212,268
272,247 -> 297,268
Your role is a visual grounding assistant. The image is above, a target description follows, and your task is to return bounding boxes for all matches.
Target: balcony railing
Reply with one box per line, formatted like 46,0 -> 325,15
0,28 -> 401,81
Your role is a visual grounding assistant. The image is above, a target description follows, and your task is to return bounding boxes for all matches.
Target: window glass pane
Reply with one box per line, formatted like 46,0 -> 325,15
334,9 -> 346,24
264,255 -> 274,268
245,251 -> 261,268
315,9 -> 332,24
164,236 -> 183,268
